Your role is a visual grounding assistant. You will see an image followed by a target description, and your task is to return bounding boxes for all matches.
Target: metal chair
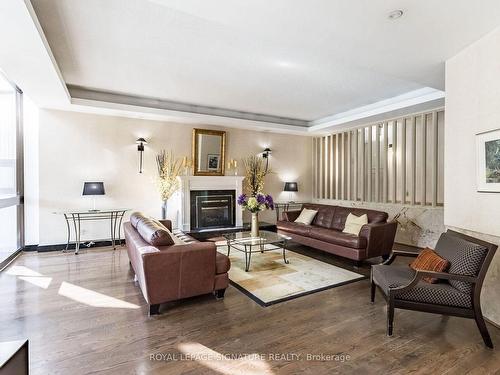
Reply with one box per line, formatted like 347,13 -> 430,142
371,230 -> 497,348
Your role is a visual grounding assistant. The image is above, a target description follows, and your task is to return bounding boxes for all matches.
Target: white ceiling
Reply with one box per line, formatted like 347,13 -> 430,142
29,0 -> 500,123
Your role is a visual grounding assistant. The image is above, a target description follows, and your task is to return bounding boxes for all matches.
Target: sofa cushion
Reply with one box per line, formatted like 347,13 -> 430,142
216,253 -> 231,274
302,204 -> 335,228
276,220 -> 312,236
294,208 -> 318,225
342,213 -> 368,235
130,211 -> 146,229
331,206 -> 388,231
435,233 -> 488,294
136,218 -> 174,246
372,264 -> 471,308
309,227 -> 367,249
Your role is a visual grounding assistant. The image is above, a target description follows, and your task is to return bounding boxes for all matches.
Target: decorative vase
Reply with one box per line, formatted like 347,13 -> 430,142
251,212 -> 259,238
161,200 -> 168,220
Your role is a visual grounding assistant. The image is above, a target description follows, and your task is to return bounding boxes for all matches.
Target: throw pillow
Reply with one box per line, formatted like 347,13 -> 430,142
410,248 -> 450,283
294,208 -> 318,225
342,213 -> 368,235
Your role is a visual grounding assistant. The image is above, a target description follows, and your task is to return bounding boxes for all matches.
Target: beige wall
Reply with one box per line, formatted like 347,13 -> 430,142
445,26 -> 500,324
36,109 -> 312,245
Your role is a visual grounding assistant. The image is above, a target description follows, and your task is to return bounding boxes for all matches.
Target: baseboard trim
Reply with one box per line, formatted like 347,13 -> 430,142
485,317 -> 500,329
24,240 -> 125,253
0,249 -> 23,271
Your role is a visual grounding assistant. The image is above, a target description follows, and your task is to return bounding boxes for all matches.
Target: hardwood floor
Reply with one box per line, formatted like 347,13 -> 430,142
1,245 -> 499,375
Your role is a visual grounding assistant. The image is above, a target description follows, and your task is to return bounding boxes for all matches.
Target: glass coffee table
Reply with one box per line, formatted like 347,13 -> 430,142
223,230 -> 291,272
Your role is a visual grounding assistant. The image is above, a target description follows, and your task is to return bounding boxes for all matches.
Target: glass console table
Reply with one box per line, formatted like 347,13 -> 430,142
54,209 -> 129,254
274,202 -> 308,221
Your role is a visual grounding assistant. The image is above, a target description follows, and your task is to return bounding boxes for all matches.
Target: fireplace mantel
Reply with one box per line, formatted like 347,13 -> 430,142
178,175 -> 245,232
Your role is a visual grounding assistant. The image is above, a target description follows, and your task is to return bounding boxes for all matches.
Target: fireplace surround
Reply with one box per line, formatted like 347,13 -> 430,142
190,190 -> 235,230
178,176 -> 244,232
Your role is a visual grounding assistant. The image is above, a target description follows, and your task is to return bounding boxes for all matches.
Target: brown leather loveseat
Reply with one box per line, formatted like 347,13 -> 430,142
277,204 -> 397,265
124,212 -> 230,315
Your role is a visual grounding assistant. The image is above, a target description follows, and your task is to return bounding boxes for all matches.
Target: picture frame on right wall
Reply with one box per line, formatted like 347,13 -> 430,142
476,128 -> 500,192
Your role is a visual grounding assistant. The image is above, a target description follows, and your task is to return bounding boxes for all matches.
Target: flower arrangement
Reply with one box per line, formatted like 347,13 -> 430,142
156,150 -> 182,219
238,193 -> 274,237
242,155 -> 269,196
237,193 -> 274,213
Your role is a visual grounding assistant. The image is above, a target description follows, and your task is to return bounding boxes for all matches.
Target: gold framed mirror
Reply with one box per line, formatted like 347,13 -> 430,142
192,129 -> 226,176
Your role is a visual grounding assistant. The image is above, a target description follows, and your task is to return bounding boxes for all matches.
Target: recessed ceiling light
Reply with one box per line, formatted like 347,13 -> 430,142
388,9 -> 404,20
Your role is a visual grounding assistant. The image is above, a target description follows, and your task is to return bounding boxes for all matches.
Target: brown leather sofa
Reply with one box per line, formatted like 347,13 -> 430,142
277,204 -> 397,264
124,212 -> 230,316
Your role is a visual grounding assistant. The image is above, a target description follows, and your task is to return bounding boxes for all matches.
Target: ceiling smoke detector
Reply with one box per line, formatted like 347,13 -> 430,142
388,9 -> 404,20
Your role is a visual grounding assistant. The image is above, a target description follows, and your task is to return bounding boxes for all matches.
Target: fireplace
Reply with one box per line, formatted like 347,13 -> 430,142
190,190 -> 236,230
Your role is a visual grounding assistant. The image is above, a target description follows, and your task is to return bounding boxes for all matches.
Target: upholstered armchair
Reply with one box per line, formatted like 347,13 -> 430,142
370,230 -> 497,348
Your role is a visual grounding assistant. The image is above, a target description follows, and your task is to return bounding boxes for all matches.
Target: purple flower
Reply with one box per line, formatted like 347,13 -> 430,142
237,194 -> 247,206
265,194 -> 274,210
256,194 -> 266,205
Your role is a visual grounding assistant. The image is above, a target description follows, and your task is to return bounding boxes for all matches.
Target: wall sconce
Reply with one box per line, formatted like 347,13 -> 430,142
262,148 -> 272,173
136,138 -> 147,173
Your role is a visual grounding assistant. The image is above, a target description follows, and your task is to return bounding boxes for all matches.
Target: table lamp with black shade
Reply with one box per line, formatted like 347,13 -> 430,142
284,182 -> 298,203
83,182 -> 105,211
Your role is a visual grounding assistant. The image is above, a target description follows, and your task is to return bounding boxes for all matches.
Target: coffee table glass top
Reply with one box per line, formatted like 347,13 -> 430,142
223,230 -> 291,246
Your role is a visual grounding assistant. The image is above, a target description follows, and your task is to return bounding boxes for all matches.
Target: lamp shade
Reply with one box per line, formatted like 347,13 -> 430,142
82,182 -> 105,196
284,182 -> 298,192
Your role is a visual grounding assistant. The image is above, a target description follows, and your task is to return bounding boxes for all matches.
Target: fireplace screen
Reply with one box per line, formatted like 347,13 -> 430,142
190,190 -> 235,230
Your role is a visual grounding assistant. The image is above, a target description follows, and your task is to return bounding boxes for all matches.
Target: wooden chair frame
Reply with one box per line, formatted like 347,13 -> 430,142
371,230 -> 498,348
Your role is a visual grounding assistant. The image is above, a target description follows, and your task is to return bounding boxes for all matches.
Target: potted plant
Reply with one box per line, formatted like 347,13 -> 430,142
237,193 -> 274,237
156,150 -> 182,219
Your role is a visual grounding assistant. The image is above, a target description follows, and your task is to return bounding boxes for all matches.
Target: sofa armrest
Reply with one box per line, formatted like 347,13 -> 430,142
158,219 -> 173,232
359,221 -> 398,259
282,210 -> 301,222
141,242 -> 216,304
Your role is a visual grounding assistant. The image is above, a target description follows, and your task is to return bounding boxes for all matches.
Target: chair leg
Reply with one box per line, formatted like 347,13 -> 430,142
474,311 -> 493,348
215,288 -> 226,300
387,299 -> 395,336
149,304 -> 160,316
370,280 -> 376,303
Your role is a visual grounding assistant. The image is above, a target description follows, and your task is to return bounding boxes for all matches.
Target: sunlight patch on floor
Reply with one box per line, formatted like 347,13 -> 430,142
177,342 -> 274,375
6,265 -> 53,289
58,281 -> 140,309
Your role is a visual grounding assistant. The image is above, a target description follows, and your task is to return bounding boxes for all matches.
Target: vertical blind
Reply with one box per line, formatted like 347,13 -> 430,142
312,109 -> 444,206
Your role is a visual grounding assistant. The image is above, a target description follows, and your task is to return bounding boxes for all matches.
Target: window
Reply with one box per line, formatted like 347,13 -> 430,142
0,72 -> 23,267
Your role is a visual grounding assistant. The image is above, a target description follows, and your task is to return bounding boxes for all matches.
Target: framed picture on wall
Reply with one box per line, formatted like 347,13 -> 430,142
207,154 -> 220,171
476,128 -> 500,192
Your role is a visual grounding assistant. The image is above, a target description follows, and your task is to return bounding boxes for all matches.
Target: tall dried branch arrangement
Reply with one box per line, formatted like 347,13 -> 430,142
156,150 -> 182,201
242,155 -> 269,196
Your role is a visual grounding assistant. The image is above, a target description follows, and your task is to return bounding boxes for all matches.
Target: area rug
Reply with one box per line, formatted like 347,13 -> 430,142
215,242 -> 366,307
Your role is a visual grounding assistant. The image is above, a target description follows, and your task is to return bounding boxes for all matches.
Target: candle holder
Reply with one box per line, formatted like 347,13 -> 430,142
227,159 -> 238,175
182,156 -> 193,176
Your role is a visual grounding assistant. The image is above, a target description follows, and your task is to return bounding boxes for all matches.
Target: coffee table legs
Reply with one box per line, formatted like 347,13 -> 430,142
282,239 -> 289,264
225,238 -> 290,272
244,244 -> 252,272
